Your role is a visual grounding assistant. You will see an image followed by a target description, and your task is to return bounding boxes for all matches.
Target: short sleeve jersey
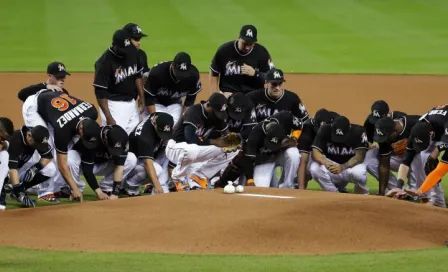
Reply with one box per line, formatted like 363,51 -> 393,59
129,114 -> 164,160
36,91 -> 98,154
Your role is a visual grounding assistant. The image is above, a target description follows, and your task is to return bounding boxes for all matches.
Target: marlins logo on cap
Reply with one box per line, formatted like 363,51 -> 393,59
414,137 -> 423,144
376,128 -> 384,136
246,29 -> 253,37
273,71 -> 281,79
163,125 -> 171,132
336,129 -> 344,135
270,137 -> 278,143
221,104 -> 227,112
372,110 -> 381,117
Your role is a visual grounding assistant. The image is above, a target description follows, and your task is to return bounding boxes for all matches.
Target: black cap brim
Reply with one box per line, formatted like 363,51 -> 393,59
132,33 -> 148,39
373,133 -> 389,143
240,36 -> 257,43
83,139 -> 97,150
264,137 -> 281,152
368,114 -> 380,125
52,71 -> 71,77
107,147 -> 123,157
156,130 -> 172,140
331,133 -> 350,144
173,67 -> 193,80
228,110 -> 245,121
266,79 -> 286,84
413,142 -> 429,153
34,142 -> 49,151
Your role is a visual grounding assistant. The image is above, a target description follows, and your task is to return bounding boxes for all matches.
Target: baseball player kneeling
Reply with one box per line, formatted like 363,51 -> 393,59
310,116 -> 369,194
4,125 -> 56,207
56,125 -> 137,200
166,93 -> 240,190
0,118 -> 15,210
125,112 -> 174,195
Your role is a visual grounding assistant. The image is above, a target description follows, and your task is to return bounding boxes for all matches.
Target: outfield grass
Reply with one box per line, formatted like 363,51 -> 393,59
1,0 -> 447,74
0,246 -> 446,272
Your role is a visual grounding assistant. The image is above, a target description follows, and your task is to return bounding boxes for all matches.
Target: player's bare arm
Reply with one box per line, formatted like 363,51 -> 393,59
7,169 -> 20,185
143,159 -> 163,194
96,98 -> 116,125
311,148 -> 332,170
56,153 -> 83,202
339,149 -> 366,174
209,70 -> 220,93
110,165 -> 125,199
378,154 -> 391,195
297,152 -> 309,189
135,77 -> 145,113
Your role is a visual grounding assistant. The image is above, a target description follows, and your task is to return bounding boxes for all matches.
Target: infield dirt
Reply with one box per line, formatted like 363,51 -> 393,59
0,73 -> 447,255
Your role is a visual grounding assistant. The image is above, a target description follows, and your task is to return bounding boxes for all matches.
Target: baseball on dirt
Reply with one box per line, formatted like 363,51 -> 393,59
235,185 -> 244,193
224,181 -> 236,194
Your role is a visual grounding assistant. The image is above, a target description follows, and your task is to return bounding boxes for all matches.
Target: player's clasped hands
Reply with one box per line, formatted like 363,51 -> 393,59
241,63 -> 255,76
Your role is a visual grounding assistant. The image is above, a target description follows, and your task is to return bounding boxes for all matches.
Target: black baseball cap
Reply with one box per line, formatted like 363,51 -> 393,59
208,93 -> 228,121
263,122 -> 285,151
313,109 -> 339,128
331,116 -> 351,144
29,125 -> 50,150
172,52 -> 194,80
442,121 -> 448,143
155,112 -> 174,140
81,118 -> 101,149
266,68 -> 286,84
409,121 -> 432,152
112,29 -> 135,52
368,100 -> 390,124
122,23 -> 148,39
239,25 -> 257,43
228,92 -> 250,121
105,126 -> 128,156
374,117 -> 396,143
47,62 -> 71,77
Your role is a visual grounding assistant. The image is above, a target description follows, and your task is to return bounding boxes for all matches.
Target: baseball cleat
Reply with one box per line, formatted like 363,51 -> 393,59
10,191 -> 35,208
168,179 -> 190,192
38,193 -> 60,203
142,184 -> 153,194
54,187 -> 72,198
189,174 -> 209,189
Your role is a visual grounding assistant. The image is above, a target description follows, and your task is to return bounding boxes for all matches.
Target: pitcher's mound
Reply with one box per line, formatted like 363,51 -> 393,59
0,188 -> 447,255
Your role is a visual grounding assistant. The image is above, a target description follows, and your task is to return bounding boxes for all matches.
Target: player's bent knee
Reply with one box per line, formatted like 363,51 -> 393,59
125,152 -> 138,169
309,162 -> 321,177
42,161 -> 57,177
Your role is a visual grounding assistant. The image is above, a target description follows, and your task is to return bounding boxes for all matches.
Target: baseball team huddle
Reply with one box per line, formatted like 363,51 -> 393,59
0,23 -> 447,211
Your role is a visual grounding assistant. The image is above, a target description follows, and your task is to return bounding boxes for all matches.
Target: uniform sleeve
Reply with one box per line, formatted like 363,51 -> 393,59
311,126 -> 328,153
54,133 -> 71,154
440,150 -> 448,163
402,139 -> 416,166
210,48 -> 221,75
37,144 -> 53,160
80,149 -> 95,166
143,70 -> 159,106
139,50 -> 150,73
93,60 -> 112,90
258,47 -> 274,72
298,125 -> 314,153
291,95 -> 309,121
240,110 -> 258,140
243,127 -> 261,158
215,120 -> 229,134
6,141 -> 20,169
363,118 -> 374,143
354,130 -> 369,150
18,83 -> 46,102
183,110 -> 205,132
378,142 -> 392,156
184,77 -> 202,107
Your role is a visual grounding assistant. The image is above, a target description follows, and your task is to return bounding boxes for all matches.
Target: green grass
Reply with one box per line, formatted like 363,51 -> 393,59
1,0 -> 448,74
0,246 -> 446,272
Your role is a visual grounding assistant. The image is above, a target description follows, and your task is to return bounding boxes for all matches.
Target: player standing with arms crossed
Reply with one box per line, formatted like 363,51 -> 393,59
93,29 -> 144,134
210,25 -> 273,96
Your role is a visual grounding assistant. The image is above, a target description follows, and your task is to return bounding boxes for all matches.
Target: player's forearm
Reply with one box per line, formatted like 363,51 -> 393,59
298,153 -> 309,189
135,78 -> 145,104
97,98 -> 114,120
342,150 -> 366,170
311,149 -> 327,165
144,159 -> 161,188
397,164 -> 410,182
57,154 -> 79,190
8,169 -> 20,185
378,156 -> 391,195
209,71 -> 220,93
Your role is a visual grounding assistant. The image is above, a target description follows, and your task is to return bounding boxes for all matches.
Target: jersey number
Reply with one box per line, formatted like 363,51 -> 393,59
51,94 -> 77,111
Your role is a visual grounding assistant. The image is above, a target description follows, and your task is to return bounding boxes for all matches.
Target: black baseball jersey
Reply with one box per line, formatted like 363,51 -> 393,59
93,47 -> 143,101
172,102 -> 228,143
312,124 -> 369,164
18,83 -> 69,102
129,114 -> 164,160
267,111 -> 303,134
364,111 -> 407,143
72,125 -> 128,166
6,126 -> 53,169
36,91 -> 98,154
227,109 -> 258,140
210,40 -> 273,93
437,143 -> 448,163
403,104 -> 448,165
247,89 -> 308,123
378,115 -> 420,156
138,49 -> 150,74
143,61 -> 201,107
298,119 -> 318,154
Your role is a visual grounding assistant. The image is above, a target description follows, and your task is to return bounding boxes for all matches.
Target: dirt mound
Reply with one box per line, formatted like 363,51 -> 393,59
0,188 -> 446,255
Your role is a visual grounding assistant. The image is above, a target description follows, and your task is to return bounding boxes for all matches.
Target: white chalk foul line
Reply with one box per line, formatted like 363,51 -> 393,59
237,193 -> 296,199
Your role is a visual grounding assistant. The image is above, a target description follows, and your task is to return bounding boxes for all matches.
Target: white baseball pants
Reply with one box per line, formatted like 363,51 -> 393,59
126,154 -> 170,195
251,147 -> 300,188
364,148 -> 407,189
309,161 -> 369,194
0,151 -> 10,199
142,103 -> 182,125
165,139 -> 237,183
407,143 -> 446,207
22,94 -> 47,128
100,99 -> 140,134
17,150 -> 57,195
